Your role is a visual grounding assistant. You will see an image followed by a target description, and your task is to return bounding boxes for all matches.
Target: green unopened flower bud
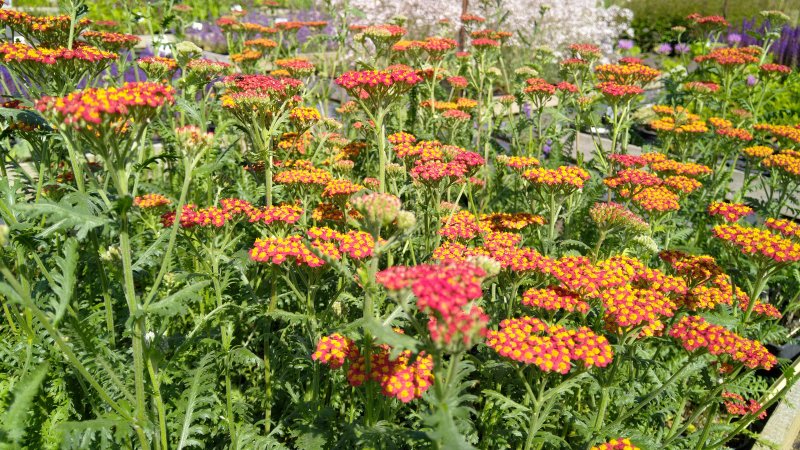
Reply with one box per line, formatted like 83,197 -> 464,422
760,10 -> 791,26
395,210 -> 416,231
351,193 -> 402,228
100,245 -> 120,261
334,159 -> 355,172
515,66 -> 539,78
486,67 -> 502,79
671,26 -> 686,33
175,41 -> 203,64
386,162 -> 405,177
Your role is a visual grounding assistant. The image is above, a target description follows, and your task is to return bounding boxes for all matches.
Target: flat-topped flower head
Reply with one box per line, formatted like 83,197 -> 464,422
595,63 -> 660,85
591,439 -> 640,450
322,179 -> 364,199
289,106 -> 321,128
335,65 -> 422,108
713,223 -> 800,264
134,193 -> 171,209
762,151 -> 800,178
708,202 -> 753,222
1,42 -> 118,94
36,82 -> 175,130
669,315 -> 776,369
596,82 -> 643,101
274,57 -> 315,77
695,47 -> 761,67
480,212 -> 545,231
387,131 -> 416,145
522,287 -> 590,314
683,81 -> 720,94
496,155 -> 540,171
274,167 -> 332,187
569,43 -> 602,60
765,218 -> 800,240
0,9 -> 91,46
523,166 -> 590,192
137,56 -> 179,80
722,392 -> 767,419
184,58 -> 233,85
486,316 -> 613,373
81,31 -> 140,52
628,186 -> 680,213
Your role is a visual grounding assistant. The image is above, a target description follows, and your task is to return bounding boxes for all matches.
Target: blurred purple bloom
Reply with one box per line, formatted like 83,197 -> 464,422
674,43 -> 690,54
522,102 -> 532,119
655,43 -> 672,55
747,75 -> 758,86
727,33 -> 742,45
543,139 -> 552,157
617,39 -> 634,51
729,18 -> 799,67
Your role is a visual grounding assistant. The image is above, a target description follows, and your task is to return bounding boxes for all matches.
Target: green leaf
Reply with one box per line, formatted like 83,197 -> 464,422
1,363 -> 49,444
176,354 -> 217,450
49,237 -> 79,326
362,317 -> 421,356
142,280 -> 210,318
17,192 -> 109,240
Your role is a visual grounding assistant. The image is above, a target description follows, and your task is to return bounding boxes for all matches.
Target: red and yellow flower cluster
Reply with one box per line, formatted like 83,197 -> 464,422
713,223 -> 800,264
313,333 -> 434,403
35,82 -> 174,128
250,227 -> 374,267
669,315 -> 776,369
486,316 -> 613,373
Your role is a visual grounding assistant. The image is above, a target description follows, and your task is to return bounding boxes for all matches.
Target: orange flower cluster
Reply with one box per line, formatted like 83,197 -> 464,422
387,131 -> 417,145
754,123 -> 800,144
762,151 -> 800,177
669,315 -> 776,369
663,175 -> 702,194
595,82 -> 644,100
134,193 -> 171,209
694,47 -> 761,66
708,202 -> 753,222
649,159 -> 712,177
81,31 -> 140,52
595,63 -> 660,84
722,392 -> 767,419
0,42 -> 116,65
480,212 -> 545,231
0,9 -> 91,45
522,166 -> 590,191
496,155 -> 540,170
715,127 -> 753,142
274,167 -> 333,186
322,179 -> 364,199
713,223 -> 800,263
591,438 -> 640,450
604,168 -> 661,190
335,65 -> 422,104
245,38 -> 278,49
250,227 -> 374,267
486,316 -> 613,373
628,186 -> 681,213
275,57 -> 315,76
313,333 -> 434,403
522,287 -> 590,314
742,145 -> 774,160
